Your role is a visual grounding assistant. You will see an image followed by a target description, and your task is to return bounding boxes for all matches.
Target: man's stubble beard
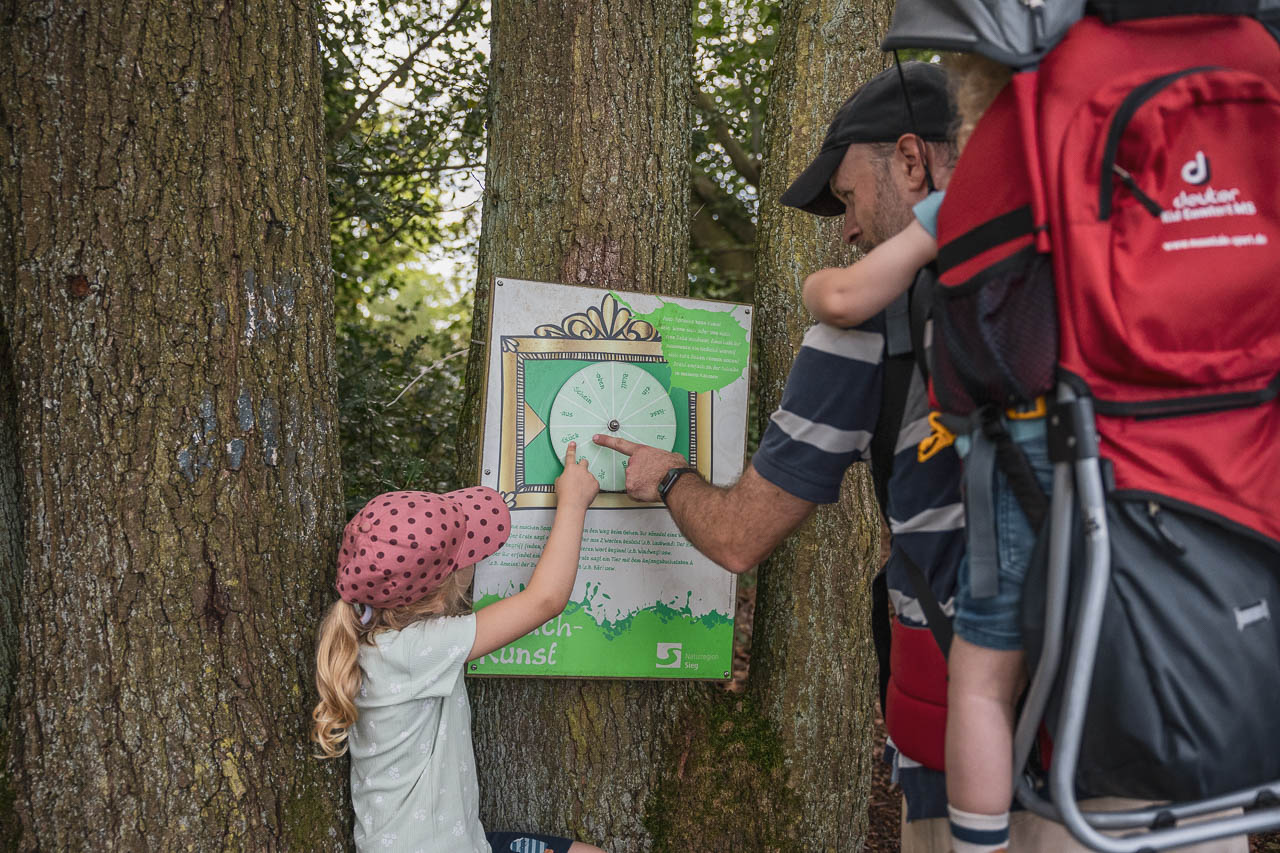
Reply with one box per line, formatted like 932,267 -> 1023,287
856,160 -> 915,254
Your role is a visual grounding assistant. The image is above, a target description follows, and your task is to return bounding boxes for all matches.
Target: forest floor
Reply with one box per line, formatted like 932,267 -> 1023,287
728,570 -> 1280,852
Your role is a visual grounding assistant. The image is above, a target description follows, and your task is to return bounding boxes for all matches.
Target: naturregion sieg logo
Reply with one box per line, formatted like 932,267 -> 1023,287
655,642 -> 682,668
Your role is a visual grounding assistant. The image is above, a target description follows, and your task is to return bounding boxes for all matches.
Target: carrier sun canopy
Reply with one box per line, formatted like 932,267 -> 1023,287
881,0 -> 1086,68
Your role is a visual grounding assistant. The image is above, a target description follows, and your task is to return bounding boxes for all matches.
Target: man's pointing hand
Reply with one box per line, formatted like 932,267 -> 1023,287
592,434 -> 689,502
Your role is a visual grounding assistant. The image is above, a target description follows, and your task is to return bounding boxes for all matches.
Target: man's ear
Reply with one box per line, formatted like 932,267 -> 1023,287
894,133 -> 931,193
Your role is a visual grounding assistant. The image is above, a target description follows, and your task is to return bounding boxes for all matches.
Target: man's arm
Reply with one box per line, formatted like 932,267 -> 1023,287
591,434 -> 815,573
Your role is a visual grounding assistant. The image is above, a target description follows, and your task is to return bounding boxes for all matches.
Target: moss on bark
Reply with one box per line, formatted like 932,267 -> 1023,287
644,692 -> 802,851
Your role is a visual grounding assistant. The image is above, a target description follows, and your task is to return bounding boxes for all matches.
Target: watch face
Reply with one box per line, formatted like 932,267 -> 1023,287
548,361 -> 677,491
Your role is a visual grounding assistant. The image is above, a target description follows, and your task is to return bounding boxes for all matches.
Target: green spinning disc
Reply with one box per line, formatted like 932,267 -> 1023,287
548,361 -> 677,492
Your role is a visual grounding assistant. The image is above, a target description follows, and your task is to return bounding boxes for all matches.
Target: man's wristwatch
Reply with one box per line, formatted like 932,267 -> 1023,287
657,466 -> 700,504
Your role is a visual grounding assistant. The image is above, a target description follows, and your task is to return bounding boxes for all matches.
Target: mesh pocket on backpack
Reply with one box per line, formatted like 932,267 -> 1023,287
932,245 -> 1057,416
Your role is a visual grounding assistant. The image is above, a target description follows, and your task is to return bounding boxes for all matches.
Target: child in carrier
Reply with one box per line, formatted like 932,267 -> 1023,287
311,442 -> 605,853
803,56 -> 1052,853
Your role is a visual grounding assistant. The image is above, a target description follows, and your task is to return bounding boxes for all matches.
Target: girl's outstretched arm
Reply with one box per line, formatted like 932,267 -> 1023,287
469,442 -> 600,661
802,219 -> 937,328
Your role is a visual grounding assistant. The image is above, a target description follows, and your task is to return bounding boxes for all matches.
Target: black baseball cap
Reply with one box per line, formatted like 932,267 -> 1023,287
780,61 -> 954,217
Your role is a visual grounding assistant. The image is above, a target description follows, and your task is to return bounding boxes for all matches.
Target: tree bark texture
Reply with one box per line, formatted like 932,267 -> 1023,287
646,1 -> 896,850
751,0 -> 896,845
458,2 -> 699,849
459,1 -> 898,850
0,2 -> 348,849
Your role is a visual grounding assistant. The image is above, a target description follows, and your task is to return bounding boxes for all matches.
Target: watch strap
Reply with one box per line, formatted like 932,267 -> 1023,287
658,466 -> 700,503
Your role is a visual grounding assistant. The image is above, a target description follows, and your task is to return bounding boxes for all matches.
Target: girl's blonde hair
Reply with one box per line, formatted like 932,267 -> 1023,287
944,53 -> 1013,152
310,572 -> 472,758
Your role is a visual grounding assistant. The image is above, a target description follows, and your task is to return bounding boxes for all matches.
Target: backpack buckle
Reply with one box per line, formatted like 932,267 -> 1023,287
1005,396 -> 1047,420
917,411 -> 958,462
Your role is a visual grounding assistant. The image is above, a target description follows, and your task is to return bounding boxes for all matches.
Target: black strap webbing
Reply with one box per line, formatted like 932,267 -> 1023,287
871,353 -> 914,513
981,409 -> 1050,531
871,569 -> 892,714
869,287 -> 916,513
868,272 -> 954,669
908,265 -> 935,386
869,294 -> 917,713
902,548 -> 953,658
1088,0 -> 1264,22
936,205 -> 1035,274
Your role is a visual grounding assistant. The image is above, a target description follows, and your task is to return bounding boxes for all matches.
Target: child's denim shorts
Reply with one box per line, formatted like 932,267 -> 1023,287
953,425 -> 1054,652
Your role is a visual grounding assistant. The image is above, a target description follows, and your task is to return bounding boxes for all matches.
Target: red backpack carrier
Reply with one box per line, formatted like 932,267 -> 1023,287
888,3 -> 1280,850
1037,16 -> 1280,542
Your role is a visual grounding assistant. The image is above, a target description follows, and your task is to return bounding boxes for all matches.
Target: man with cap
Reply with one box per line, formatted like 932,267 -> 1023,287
596,61 -> 962,851
596,61 -> 1252,853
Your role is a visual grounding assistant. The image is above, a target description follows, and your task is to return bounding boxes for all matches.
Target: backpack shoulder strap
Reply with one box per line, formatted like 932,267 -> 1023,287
901,548 -> 954,658
870,269 -> 954,666
869,287 -> 916,513
908,264 -> 936,387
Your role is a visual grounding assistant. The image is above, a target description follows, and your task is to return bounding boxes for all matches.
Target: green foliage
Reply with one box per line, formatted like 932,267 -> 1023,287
322,0 -> 487,317
336,306 -> 471,517
324,0 -> 784,508
689,0 -> 778,303
321,0 -> 485,508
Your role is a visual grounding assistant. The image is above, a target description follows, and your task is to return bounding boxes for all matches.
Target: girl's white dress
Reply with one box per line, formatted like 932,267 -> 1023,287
349,614 -> 490,853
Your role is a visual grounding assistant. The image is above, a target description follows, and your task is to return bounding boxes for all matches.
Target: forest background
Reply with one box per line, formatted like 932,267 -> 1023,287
330,0 -> 775,510
7,0 -> 1275,850
0,0 -> 896,847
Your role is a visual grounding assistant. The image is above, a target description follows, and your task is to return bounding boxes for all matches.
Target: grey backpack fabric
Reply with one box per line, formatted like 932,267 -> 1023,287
881,0 -> 1087,68
1022,495 -> 1280,801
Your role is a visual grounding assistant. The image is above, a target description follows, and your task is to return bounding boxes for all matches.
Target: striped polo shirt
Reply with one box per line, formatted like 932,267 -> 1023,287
753,317 -> 964,622
752,316 -> 964,820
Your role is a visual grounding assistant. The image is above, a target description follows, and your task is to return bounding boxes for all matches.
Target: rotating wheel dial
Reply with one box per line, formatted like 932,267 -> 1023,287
548,361 -> 678,492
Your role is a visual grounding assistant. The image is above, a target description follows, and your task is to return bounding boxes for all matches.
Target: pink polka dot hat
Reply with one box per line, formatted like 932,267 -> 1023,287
336,487 -> 511,610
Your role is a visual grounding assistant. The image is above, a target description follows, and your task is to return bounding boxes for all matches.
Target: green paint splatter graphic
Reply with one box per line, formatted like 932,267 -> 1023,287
613,292 -> 749,393
470,596 -> 734,679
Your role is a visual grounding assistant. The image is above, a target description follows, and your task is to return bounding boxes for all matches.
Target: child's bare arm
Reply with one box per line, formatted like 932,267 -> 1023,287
802,220 -> 938,328
469,443 -> 599,661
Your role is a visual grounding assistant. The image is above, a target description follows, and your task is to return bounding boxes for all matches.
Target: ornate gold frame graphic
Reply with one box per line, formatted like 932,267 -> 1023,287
498,294 -> 712,509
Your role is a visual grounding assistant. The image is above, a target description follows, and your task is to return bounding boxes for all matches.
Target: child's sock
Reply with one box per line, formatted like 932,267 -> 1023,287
948,805 -> 1009,853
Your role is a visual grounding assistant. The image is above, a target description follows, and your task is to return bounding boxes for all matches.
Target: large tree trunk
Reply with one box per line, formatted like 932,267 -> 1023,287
748,0 -> 895,844
645,1 -> 895,849
457,1 -> 699,848
0,2 -> 348,849
459,1 -> 894,850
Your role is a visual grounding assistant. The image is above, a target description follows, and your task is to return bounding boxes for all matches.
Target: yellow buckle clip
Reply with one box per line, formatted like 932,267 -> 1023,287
1005,396 -> 1047,421
917,411 -> 957,463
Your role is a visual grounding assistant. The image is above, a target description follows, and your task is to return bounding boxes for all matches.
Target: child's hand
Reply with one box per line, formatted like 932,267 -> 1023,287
555,442 -> 600,511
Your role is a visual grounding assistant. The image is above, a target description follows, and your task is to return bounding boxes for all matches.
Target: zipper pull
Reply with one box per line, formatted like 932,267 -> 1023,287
1112,164 -> 1164,218
1147,501 -> 1187,555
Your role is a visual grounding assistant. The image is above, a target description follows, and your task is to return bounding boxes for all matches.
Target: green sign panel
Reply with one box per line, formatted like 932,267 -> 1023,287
474,278 -> 752,679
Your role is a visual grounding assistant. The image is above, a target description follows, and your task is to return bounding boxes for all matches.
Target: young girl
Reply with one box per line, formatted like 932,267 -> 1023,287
312,442 -> 605,853
804,58 -> 1043,853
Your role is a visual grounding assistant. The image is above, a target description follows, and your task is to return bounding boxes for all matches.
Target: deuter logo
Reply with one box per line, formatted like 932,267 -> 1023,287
1181,150 -> 1210,185
655,642 -> 682,668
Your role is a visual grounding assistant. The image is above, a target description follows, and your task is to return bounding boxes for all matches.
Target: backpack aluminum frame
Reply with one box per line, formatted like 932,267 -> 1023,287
1009,382 -> 1280,851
